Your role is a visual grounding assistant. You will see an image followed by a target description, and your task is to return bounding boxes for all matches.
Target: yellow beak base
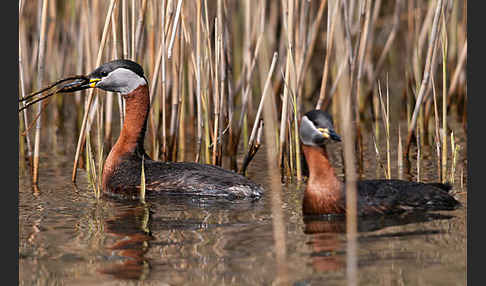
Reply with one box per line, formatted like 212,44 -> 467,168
89,78 -> 101,88
317,128 -> 330,139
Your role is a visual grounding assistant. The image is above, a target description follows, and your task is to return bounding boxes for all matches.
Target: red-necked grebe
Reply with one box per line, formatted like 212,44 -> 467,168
299,109 -> 460,216
66,59 -> 263,200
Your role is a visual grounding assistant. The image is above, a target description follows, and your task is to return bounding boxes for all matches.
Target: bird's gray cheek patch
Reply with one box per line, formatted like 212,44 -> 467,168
101,68 -> 147,94
300,116 -> 324,146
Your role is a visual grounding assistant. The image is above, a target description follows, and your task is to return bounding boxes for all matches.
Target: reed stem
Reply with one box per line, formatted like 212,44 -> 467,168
19,37 -> 33,161
241,52 -> 278,175
406,0 -> 444,157
195,0 -> 202,162
441,5 -> 448,183
72,0 -> 118,183
32,0 -> 49,184
278,0 -> 296,173
333,3 -> 358,284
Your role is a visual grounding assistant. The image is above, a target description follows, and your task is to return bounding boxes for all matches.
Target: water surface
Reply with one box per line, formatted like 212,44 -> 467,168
19,115 -> 467,285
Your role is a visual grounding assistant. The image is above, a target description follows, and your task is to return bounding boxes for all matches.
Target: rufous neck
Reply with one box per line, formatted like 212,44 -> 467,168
303,145 -> 334,178
302,145 -> 342,193
115,84 -> 150,156
302,144 -> 343,214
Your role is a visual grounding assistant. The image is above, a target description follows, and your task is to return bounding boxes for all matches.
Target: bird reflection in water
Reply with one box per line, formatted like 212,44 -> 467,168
303,212 -> 455,273
99,201 -> 153,280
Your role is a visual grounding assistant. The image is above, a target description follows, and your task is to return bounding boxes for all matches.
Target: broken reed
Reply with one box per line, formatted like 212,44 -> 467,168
19,1 -> 466,188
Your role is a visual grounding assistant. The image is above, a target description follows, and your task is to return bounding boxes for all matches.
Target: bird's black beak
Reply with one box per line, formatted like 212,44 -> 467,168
318,128 -> 342,142
328,129 -> 341,142
60,77 -> 101,92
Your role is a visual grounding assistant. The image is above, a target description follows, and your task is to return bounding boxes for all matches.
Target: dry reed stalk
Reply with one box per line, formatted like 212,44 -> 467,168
168,29 -> 182,161
290,0 -> 310,181
19,0 -> 23,14
315,1 -> 339,110
160,0 -> 168,160
377,80 -> 391,179
222,5 -> 235,144
212,12 -> 221,166
72,0 -> 118,182
233,33 -> 264,165
131,0 -> 136,60
241,0 -> 251,98
32,0 -> 48,184
397,126 -> 403,180
218,0 -> 229,168
19,0 -> 467,193
341,0 -> 354,67
362,0 -> 381,85
405,0 -> 415,72
167,0 -> 182,59
262,55 -> 288,286
372,134 -> 388,179
195,0 -> 202,162
355,0 -> 372,104
353,0 -> 373,172
84,97 -> 104,200
416,122 -> 421,182
333,2 -> 358,284
441,8 -> 448,183
362,0 -> 403,110
104,91 -> 114,146
291,81 -> 302,181
447,40 -> 467,100
287,115 -> 294,180
413,1 -> 436,84
202,74 -> 211,164
278,63 -> 301,181
110,11 -> 125,136
431,76 -> 442,181
344,0 -> 367,175
147,1 -> 168,159
372,89 -> 380,141
241,52 -> 278,175
19,37 -> 33,161
406,0 -> 444,157
420,11 -> 444,145
449,131 -> 459,184
122,0 -> 129,59
134,0 -> 147,59
293,0 -> 309,101
178,87 -> 186,162
104,21 -> 119,146
331,56 -> 350,98
296,0 -> 327,96
278,0 -> 296,173
232,0 -> 263,96
175,32 -> 185,161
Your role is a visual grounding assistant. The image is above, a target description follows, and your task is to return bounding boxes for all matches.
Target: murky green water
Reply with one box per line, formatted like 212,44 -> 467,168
19,111 -> 467,285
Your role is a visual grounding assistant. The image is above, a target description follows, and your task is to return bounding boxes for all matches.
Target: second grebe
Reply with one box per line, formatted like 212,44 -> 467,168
66,59 -> 263,200
299,109 -> 461,216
